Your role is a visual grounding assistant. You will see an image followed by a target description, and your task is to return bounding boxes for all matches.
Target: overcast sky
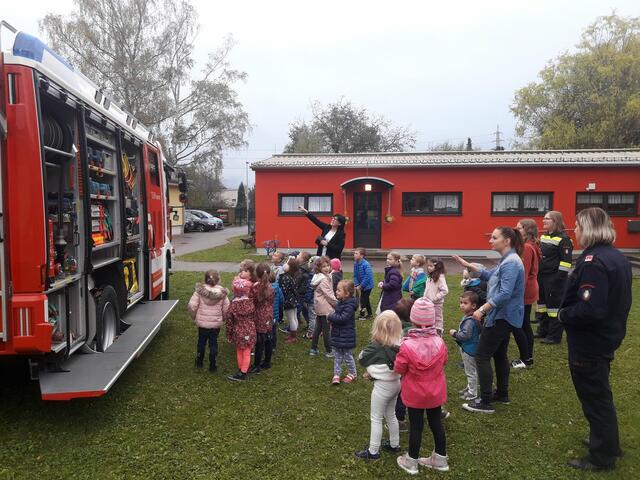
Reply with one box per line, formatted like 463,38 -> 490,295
3,0 -> 639,188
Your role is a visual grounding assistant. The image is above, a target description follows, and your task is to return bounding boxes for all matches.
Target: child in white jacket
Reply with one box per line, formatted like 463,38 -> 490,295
309,257 -> 337,356
423,258 -> 449,335
355,311 -> 403,460
187,269 -> 230,372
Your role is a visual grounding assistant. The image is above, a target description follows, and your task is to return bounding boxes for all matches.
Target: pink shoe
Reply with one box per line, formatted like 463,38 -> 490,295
331,375 -> 341,385
342,373 -> 357,384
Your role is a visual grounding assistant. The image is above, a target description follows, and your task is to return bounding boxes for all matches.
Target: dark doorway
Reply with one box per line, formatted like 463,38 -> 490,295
354,192 -> 381,249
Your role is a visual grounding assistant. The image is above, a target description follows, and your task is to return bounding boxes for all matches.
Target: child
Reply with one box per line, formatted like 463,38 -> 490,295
395,297 -> 449,474
270,251 -> 286,280
449,291 -> 481,401
269,271 -> 284,351
304,256 -> 320,339
423,258 -> 449,335
392,297 -> 416,430
239,258 -> 257,283
296,251 -> 313,335
330,258 -> 343,294
461,263 -> 487,306
187,269 -> 230,372
329,280 -> 358,384
251,263 -> 275,373
379,252 -> 403,312
310,257 -> 336,356
353,247 -> 374,320
225,277 -> 257,382
355,311 -> 403,460
402,254 -> 427,299
279,258 -> 301,343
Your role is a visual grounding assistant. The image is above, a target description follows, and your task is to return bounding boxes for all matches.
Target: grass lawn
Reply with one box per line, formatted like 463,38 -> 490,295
0,273 -> 638,479
176,236 -> 264,263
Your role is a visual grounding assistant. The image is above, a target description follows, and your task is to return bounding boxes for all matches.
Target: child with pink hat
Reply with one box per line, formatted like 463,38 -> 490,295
394,297 -> 449,474
329,258 -> 343,294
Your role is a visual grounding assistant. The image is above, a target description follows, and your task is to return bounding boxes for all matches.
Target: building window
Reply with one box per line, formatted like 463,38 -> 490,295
279,194 -> 333,215
491,192 -> 552,215
576,192 -> 638,216
402,192 -> 462,215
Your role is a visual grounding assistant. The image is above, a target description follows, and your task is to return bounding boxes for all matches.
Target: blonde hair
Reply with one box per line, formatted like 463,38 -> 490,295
204,269 -> 220,286
412,254 -> 426,267
337,279 -> 355,297
371,311 -> 402,347
576,207 -> 616,248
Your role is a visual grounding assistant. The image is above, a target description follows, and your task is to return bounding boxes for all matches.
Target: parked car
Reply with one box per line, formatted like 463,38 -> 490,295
185,209 -> 224,231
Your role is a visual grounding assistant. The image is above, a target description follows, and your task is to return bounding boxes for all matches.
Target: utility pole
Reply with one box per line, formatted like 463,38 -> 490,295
245,161 -> 250,234
492,124 -> 504,151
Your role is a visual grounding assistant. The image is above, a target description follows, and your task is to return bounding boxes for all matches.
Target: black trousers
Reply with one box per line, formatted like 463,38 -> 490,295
570,356 -> 620,467
311,315 -> 332,353
359,289 -> 372,316
408,406 -> 446,459
197,327 -> 220,366
512,304 -> 534,361
476,319 -> 513,404
537,273 -> 564,342
254,332 -> 273,367
395,393 -> 406,421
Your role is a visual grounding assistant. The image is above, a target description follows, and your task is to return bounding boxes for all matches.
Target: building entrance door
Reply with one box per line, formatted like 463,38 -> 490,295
353,192 -> 381,249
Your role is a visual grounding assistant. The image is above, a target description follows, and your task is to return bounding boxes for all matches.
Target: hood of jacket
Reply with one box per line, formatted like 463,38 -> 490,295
402,327 -> 445,370
195,283 -> 229,303
311,272 -> 328,287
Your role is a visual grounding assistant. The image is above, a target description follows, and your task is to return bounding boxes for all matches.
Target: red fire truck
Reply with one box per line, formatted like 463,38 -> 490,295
0,23 -> 179,400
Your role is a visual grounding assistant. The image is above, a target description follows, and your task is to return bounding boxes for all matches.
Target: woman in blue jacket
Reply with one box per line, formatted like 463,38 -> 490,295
454,226 -> 525,414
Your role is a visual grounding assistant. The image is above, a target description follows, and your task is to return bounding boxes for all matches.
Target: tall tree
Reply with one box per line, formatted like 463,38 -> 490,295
284,99 -> 416,153
40,0 -> 250,172
511,14 -> 640,149
235,182 -> 247,224
181,162 -> 224,208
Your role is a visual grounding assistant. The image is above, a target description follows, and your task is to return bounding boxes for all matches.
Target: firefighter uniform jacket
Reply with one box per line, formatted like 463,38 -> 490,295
559,244 -> 632,360
537,231 -> 573,318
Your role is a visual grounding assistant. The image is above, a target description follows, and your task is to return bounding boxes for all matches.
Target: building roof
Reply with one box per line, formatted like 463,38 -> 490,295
251,149 -> 640,170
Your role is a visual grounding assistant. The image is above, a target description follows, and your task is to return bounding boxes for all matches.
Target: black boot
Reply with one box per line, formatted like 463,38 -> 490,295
195,353 -> 204,368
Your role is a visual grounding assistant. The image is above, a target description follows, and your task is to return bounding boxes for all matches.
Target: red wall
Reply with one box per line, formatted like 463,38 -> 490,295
254,167 -> 640,251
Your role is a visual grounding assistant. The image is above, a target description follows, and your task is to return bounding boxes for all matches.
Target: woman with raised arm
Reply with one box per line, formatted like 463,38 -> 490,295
453,226 -> 525,414
297,205 -> 346,260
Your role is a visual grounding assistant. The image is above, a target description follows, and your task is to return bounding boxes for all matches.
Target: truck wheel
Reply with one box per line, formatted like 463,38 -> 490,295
95,285 -> 120,352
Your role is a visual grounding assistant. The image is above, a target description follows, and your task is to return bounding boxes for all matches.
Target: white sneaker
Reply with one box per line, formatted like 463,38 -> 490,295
397,453 -> 419,475
418,451 -> 449,472
459,391 -> 476,401
511,359 -> 527,369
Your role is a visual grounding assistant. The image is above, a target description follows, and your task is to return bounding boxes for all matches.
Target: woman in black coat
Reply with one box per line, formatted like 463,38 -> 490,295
559,208 -> 631,472
297,205 -> 346,260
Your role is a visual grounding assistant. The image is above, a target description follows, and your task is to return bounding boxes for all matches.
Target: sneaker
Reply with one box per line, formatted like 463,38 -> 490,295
227,371 -> 247,382
459,391 -> 476,401
342,373 -> 357,384
325,351 -> 335,358
397,453 -> 419,475
248,365 -> 261,374
458,387 -> 469,395
441,409 -> 450,420
355,447 -> 380,461
418,451 -> 449,472
524,358 -> 534,367
278,326 -> 290,334
308,348 -> 319,356
511,359 -> 527,369
259,362 -> 272,370
208,364 -> 217,373
331,375 -> 341,385
382,440 -> 402,453
463,398 -> 495,414
492,390 -> 510,404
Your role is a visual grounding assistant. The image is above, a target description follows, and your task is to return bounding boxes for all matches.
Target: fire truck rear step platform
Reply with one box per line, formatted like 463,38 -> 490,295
38,300 -> 178,401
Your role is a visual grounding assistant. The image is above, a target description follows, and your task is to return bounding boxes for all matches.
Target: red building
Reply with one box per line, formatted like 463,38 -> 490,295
251,150 -> 640,255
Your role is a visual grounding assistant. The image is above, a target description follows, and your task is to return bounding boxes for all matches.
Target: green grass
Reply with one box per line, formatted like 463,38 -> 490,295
0,273 -> 638,479
176,236 -> 264,263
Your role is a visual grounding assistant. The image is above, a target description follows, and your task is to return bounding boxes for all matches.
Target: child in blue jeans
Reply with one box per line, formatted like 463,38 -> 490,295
329,280 -> 358,384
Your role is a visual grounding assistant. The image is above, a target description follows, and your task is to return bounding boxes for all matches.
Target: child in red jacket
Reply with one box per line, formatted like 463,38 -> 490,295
394,297 -> 449,474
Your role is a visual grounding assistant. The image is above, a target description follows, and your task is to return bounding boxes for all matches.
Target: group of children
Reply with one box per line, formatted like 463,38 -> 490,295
187,248 -> 489,474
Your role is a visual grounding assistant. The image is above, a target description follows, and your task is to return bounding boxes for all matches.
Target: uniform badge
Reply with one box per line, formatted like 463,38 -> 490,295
585,255 -> 593,262
582,289 -> 591,301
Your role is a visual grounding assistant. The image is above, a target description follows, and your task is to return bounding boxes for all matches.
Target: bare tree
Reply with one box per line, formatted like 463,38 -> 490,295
40,0 -> 250,172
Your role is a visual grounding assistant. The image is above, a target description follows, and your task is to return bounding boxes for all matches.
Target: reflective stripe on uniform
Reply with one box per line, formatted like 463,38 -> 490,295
541,235 -> 562,246
547,308 -> 559,317
559,261 -> 572,272
537,304 -> 547,313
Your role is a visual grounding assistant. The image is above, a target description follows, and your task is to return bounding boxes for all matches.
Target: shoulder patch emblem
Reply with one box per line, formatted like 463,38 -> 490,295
585,255 -> 593,262
582,289 -> 591,301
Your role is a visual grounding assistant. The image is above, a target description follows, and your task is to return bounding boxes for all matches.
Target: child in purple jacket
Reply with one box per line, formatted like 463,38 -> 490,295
378,252 -> 403,312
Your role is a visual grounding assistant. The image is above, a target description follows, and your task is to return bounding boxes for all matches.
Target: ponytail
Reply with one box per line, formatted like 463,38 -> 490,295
497,226 -> 524,257
254,263 -> 271,303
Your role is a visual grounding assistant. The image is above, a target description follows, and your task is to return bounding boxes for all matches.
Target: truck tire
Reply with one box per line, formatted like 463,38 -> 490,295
95,285 -> 120,352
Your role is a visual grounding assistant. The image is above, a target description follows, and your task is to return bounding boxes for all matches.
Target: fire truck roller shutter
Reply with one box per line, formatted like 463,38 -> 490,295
94,285 -> 120,352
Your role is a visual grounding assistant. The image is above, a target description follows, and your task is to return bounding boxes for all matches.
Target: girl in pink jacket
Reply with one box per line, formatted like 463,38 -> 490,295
187,270 -> 230,372
394,297 -> 449,475
423,258 -> 449,335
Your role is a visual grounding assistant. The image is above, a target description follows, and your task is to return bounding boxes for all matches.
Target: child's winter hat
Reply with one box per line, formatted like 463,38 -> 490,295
232,277 -> 252,297
410,297 -> 436,327
330,258 -> 342,271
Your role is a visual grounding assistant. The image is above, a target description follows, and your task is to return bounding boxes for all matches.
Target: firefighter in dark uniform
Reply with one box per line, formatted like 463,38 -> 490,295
559,208 -> 631,471
536,210 -> 573,344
